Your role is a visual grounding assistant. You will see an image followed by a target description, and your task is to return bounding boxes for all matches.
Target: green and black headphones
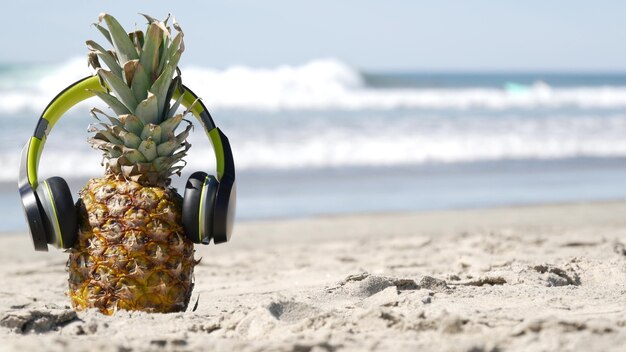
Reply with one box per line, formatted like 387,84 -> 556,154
18,76 -> 236,252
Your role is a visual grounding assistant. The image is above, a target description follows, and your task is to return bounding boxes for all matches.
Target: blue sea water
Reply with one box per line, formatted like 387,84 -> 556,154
3,58 -> 626,233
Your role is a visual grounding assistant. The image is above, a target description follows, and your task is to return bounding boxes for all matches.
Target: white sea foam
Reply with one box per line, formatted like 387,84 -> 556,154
4,113 -> 626,182
0,58 -> 92,114
3,58 -> 626,113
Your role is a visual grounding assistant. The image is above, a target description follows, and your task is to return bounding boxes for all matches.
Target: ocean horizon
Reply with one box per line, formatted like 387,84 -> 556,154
3,58 -> 626,232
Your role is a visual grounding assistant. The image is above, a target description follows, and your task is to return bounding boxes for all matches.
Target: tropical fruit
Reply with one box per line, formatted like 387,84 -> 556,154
67,13 -> 197,315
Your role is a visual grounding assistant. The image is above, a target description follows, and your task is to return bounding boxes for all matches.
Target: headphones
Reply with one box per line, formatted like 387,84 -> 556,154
18,76 -> 236,252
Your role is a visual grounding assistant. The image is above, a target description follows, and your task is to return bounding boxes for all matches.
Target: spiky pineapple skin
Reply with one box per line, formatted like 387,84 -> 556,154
68,177 -> 196,315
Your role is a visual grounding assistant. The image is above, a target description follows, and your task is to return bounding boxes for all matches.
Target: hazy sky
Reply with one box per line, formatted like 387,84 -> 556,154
2,0 -> 626,71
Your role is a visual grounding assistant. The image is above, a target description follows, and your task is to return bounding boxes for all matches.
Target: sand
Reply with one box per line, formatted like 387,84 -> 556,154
1,201 -> 626,351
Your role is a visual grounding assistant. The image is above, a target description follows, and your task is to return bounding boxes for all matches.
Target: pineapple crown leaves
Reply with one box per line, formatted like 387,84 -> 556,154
87,13 -> 184,123
86,13 -> 192,186
88,106 -> 193,185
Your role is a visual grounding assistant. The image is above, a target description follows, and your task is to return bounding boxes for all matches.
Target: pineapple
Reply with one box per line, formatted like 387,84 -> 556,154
68,13 -> 197,315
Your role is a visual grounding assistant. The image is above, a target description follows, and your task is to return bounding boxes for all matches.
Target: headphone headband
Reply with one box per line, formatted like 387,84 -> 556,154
18,75 -> 235,191
19,75 -> 236,251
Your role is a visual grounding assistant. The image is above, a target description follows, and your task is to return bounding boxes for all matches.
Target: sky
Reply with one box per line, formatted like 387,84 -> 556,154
2,0 -> 626,71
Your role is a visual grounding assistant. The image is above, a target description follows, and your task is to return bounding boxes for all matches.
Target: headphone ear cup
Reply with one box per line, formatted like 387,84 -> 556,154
183,171 -> 219,244
34,177 -> 77,249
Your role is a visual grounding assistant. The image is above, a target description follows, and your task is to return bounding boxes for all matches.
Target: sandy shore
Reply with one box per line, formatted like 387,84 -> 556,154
1,202 -> 626,351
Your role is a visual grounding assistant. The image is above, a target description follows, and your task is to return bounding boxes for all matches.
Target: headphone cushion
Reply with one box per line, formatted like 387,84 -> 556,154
36,177 -> 77,249
183,172 -> 219,244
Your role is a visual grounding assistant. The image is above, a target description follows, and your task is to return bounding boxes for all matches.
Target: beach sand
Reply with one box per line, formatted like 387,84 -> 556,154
1,202 -> 626,351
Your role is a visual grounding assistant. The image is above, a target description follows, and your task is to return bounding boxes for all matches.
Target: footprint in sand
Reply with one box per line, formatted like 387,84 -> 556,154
0,308 -> 77,334
267,300 -> 321,323
327,273 -> 419,298
235,299 -> 322,337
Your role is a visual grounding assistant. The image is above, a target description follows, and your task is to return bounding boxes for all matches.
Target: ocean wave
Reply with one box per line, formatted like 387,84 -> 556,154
4,113 -> 626,182
3,58 -> 626,113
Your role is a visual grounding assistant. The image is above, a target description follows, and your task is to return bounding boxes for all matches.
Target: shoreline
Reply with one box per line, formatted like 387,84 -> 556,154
5,197 -> 626,237
5,156 -> 626,233
1,202 -> 626,351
